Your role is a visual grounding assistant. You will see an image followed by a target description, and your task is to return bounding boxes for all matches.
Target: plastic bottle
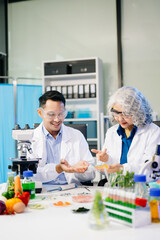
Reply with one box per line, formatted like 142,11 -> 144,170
22,170 -> 35,199
134,174 -> 148,207
149,188 -> 160,223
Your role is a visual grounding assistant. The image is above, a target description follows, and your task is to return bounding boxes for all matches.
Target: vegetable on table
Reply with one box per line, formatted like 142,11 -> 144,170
53,201 -> 71,206
5,198 -> 22,213
16,191 -> 30,206
13,202 -> 25,213
2,190 -> 15,199
0,195 -> 7,203
0,200 -> 6,215
72,207 -> 90,213
14,175 -> 22,196
29,204 -> 46,209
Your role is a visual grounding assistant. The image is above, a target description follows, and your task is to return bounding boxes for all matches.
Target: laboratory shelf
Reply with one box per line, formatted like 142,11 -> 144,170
42,57 -> 104,151
66,97 -> 97,102
87,138 -> 97,142
64,118 -> 97,122
43,73 -> 96,80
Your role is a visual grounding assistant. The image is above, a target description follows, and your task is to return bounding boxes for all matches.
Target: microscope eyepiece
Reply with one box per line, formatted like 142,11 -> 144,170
14,124 -> 21,130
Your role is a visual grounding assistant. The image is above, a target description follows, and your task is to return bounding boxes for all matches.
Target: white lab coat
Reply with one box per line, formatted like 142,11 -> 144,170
28,123 -> 95,184
101,123 -> 160,174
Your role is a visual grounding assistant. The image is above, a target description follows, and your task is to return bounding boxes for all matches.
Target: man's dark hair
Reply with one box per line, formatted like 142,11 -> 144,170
39,90 -> 66,107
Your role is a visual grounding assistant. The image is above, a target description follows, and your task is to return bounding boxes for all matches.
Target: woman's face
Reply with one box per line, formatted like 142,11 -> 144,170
112,103 -> 134,130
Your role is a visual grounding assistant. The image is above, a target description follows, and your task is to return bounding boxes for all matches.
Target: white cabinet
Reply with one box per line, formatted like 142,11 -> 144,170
42,57 -> 103,152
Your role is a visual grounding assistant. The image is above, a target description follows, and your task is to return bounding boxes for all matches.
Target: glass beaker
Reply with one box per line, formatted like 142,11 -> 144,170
6,172 -> 15,192
89,191 -> 109,230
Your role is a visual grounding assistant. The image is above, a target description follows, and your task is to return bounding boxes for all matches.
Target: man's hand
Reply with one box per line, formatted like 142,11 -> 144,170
107,163 -> 123,173
56,159 -> 89,174
91,148 -> 108,162
72,160 -> 89,173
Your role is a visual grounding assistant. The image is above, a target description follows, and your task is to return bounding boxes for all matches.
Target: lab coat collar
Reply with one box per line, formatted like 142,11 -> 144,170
34,122 -> 65,139
114,123 -> 147,136
42,124 -> 62,139
32,122 -> 46,161
61,124 -> 72,142
33,122 -> 72,162
60,124 -> 72,159
33,122 -> 43,140
117,125 -> 137,139
135,124 -> 149,135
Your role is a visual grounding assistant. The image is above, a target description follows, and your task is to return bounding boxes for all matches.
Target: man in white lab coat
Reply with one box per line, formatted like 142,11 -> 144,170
29,90 -> 95,185
92,86 -> 160,176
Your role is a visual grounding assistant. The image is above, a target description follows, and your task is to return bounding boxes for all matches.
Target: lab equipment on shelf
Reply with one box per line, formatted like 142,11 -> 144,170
76,108 -> 92,118
45,83 -> 97,99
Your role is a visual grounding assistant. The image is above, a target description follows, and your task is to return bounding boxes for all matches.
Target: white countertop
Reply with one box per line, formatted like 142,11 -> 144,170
0,184 -> 160,240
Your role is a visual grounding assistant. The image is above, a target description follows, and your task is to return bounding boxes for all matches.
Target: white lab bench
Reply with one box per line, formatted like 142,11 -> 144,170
0,184 -> 159,240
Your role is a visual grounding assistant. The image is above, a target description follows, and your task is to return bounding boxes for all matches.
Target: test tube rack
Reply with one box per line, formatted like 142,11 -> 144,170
104,201 -> 151,228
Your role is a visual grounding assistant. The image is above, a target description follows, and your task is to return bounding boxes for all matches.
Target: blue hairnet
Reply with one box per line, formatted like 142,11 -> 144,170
107,86 -> 152,127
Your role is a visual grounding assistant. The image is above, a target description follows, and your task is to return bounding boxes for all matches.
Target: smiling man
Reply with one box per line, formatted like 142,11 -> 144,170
29,90 -> 95,185
92,86 -> 160,176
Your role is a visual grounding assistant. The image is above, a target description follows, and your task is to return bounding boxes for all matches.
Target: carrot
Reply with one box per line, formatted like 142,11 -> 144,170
64,202 -> 71,206
56,201 -> 63,206
53,201 -> 71,206
14,175 -> 22,196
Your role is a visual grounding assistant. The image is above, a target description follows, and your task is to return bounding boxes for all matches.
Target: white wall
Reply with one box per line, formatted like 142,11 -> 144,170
8,0 -> 118,112
122,0 -> 160,118
8,0 -> 160,117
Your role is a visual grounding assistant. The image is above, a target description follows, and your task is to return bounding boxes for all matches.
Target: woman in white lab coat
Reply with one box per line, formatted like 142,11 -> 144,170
29,90 -> 95,185
92,86 -> 160,175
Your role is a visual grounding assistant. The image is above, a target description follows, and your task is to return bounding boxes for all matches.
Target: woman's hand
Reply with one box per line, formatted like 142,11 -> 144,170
107,163 -> 123,173
91,148 -> 108,162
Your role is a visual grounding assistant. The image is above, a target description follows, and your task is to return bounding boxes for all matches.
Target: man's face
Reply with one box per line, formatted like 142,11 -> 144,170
37,100 -> 66,137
